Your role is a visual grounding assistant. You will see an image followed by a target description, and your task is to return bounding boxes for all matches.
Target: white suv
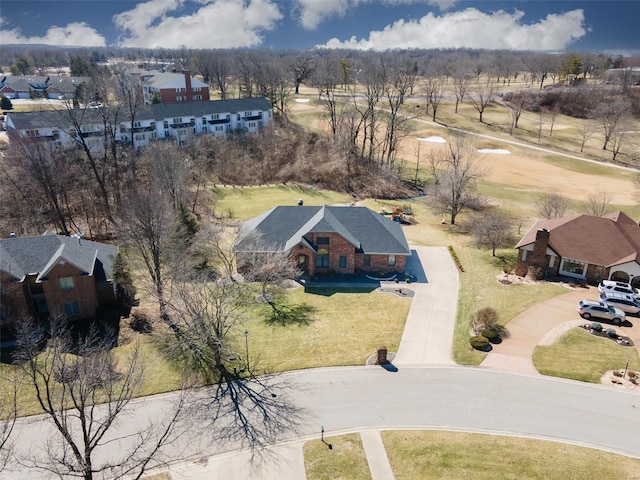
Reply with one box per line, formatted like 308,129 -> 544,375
599,292 -> 640,315
597,280 -> 640,300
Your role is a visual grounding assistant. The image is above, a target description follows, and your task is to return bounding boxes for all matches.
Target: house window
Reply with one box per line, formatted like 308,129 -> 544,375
215,125 -> 224,132
560,258 -> 586,277
339,255 -> 347,268
150,122 -> 156,130
64,301 -> 80,316
133,121 -> 142,128
175,88 -> 180,93
388,255 -> 396,266
163,121 -> 169,129
363,254 -> 371,266
549,256 -> 555,268
173,118 -> 181,124
194,95 -> 202,100
316,254 -> 329,267
213,114 -> 219,120
521,250 -> 527,262
58,277 -> 75,291
317,237 -> 329,245
176,96 -> 182,101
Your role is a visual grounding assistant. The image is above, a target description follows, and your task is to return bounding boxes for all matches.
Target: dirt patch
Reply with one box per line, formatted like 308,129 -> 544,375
495,272 -> 537,286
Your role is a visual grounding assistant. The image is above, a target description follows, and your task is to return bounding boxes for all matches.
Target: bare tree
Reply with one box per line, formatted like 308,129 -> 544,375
210,53 -> 232,100
578,118 -> 597,152
254,60 -> 291,116
467,80 -> 494,123
536,192 -> 570,219
119,184 -> 177,330
236,52 -> 255,98
504,90 -> 533,134
289,54 -> 316,95
584,191 -> 611,217
469,212 -> 515,256
13,315 -> 186,480
427,133 -> 484,225
313,54 -> 342,139
423,76 -> 445,122
452,74 -> 471,114
166,269 -> 303,452
594,98 -> 631,150
0,377 -> 17,472
4,137 -> 77,235
548,102 -> 561,137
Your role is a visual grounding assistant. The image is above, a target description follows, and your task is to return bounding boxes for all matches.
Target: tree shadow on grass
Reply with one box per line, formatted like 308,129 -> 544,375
263,302 -> 317,327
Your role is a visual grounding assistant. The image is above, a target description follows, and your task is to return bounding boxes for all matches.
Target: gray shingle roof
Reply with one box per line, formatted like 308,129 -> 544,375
234,206 -> 411,255
7,97 -> 273,130
0,233 -> 118,282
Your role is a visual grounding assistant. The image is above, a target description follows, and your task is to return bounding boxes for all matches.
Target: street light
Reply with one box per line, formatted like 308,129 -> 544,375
321,425 -> 333,450
244,330 -> 250,372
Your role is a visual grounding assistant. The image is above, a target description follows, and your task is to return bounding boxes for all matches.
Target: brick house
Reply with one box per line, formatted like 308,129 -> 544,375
141,70 -> 210,104
233,205 -> 412,277
515,211 -> 640,286
0,233 -> 118,324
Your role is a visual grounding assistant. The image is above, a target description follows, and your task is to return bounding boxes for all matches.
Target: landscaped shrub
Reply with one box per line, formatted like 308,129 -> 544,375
471,307 -> 499,335
481,326 -> 500,340
590,322 -> 603,332
448,245 -> 464,272
605,328 -> 617,338
470,335 -> 490,350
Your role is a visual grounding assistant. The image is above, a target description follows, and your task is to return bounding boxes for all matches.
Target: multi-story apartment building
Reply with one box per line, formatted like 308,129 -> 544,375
5,97 -> 274,150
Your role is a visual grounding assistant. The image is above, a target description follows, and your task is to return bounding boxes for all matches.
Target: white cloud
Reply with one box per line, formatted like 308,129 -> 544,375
114,0 -> 282,48
294,0 -> 350,30
319,8 -> 586,51
0,17 -> 106,47
293,0 -> 456,30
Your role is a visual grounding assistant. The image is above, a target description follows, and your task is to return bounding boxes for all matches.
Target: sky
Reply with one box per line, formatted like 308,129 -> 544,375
0,0 -> 638,53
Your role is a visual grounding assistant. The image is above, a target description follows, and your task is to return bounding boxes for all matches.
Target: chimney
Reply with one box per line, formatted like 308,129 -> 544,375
184,70 -> 192,101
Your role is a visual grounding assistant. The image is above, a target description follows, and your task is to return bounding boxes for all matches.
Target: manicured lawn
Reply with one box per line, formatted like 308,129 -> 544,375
533,327 -> 640,383
381,430 -> 640,479
232,286 -> 411,373
212,185 -> 353,221
304,433 -> 371,480
453,245 -> 564,365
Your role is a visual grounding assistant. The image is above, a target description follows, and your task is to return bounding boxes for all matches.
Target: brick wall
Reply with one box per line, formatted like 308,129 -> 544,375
0,272 -> 30,320
306,232 -> 357,274
354,253 -> 406,273
41,263 -> 97,319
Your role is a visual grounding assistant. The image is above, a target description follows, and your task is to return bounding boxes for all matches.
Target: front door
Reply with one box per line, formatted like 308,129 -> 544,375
297,254 -> 307,274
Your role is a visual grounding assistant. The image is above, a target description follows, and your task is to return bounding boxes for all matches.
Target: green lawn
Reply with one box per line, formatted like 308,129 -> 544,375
381,431 -> 640,479
212,185 -> 353,221
231,286 -> 411,373
304,433 -> 371,480
533,327 -> 640,383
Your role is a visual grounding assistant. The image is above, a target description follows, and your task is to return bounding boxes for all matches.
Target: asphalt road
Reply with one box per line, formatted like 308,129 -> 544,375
6,366 -> 640,479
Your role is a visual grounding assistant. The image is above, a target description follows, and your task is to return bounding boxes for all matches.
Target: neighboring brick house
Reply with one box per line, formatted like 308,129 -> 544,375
233,205 -> 412,277
515,211 -> 640,286
0,233 -> 118,324
141,70 -> 210,104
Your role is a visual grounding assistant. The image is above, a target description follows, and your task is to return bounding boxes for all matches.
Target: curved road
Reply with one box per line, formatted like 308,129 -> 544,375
8,366 -> 640,479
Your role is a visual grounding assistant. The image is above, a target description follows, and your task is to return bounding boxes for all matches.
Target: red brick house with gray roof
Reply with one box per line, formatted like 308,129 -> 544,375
0,232 -> 118,324
515,211 -> 640,286
233,205 -> 412,277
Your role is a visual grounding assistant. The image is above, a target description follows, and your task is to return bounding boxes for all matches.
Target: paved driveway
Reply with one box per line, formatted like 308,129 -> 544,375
394,246 -> 459,365
481,285 -> 640,373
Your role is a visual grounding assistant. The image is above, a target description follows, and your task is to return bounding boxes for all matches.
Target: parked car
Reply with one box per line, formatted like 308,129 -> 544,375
599,291 -> 640,315
597,280 -> 640,299
577,300 -> 626,324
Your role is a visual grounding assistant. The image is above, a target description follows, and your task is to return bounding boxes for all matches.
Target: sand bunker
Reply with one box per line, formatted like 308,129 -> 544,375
418,136 -> 447,143
294,98 -> 310,103
478,148 -> 511,155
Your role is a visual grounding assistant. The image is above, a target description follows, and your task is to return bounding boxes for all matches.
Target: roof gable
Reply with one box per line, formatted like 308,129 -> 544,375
0,234 -> 118,283
516,212 -> 640,267
234,206 -> 411,256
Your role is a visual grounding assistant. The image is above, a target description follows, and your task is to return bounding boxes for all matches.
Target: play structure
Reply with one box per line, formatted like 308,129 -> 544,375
380,205 -> 415,225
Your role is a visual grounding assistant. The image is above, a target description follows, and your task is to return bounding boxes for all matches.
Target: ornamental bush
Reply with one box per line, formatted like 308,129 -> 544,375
481,326 -> 500,340
470,335 -> 490,350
